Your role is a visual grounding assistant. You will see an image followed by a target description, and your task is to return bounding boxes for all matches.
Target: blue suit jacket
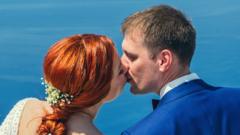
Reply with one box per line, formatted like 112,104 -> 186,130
121,79 -> 240,135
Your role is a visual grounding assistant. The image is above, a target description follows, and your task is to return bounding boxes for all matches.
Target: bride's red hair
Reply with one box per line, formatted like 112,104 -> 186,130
37,34 -> 115,135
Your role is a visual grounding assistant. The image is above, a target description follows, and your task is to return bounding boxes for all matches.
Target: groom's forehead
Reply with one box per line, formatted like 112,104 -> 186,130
122,33 -> 144,47
122,37 -> 136,53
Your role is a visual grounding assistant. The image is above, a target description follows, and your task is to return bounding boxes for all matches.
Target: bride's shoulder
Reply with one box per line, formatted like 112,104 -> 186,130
68,132 -> 102,135
68,129 -> 102,135
17,98 -> 53,134
23,98 -> 53,116
67,114 -> 102,135
67,121 -> 103,135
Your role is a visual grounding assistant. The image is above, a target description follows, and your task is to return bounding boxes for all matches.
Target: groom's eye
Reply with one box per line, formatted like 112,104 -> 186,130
127,54 -> 137,62
129,56 -> 137,62
123,50 -> 137,62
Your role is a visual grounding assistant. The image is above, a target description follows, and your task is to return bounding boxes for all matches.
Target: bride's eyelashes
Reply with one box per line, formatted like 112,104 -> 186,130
119,68 -> 124,75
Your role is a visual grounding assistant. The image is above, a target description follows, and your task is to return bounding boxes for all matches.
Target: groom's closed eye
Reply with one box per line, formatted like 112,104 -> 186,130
124,51 -> 137,62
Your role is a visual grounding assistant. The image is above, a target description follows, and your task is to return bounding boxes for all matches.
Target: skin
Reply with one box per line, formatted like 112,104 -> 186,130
102,48 -> 127,102
17,48 -> 127,135
18,99 -> 53,135
121,31 -> 190,95
121,32 -> 161,94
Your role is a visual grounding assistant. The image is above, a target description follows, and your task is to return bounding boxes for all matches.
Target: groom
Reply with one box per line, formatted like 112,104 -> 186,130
121,4 -> 240,135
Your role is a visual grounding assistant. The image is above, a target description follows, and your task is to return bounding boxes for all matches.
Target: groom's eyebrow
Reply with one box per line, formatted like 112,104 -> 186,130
123,50 -> 136,57
123,50 -> 129,55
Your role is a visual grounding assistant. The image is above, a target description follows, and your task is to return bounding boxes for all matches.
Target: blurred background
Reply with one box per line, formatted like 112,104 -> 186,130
0,0 -> 239,134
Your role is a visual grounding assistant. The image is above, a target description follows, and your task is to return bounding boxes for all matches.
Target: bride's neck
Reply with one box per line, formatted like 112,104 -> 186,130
71,102 -> 103,122
66,102 -> 103,135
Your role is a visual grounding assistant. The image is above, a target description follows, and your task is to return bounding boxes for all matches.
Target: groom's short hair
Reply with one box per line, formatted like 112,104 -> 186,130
121,5 -> 196,66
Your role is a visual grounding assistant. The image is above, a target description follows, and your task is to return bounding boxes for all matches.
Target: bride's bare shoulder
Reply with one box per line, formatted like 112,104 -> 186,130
18,98 -> 53,135
68,129 -> 102,135
67,118 -> 102,135
69,132 -> 102,135
24,98 -> 53,116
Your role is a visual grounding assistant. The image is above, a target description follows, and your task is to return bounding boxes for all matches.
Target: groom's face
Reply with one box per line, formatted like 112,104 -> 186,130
121,33 -> 160,94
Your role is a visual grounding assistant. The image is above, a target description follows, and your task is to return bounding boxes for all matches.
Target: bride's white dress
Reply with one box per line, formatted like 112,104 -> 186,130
0,98 -> 37,135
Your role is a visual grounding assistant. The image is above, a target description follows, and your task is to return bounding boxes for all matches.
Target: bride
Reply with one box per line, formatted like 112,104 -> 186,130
0,34 -> 127,135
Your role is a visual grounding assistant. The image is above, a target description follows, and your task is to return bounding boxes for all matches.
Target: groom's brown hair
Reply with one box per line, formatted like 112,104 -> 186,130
122,5 -> 196,66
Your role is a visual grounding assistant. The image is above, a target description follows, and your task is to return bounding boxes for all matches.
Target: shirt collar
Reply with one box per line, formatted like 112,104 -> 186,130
160,73 -> 199,99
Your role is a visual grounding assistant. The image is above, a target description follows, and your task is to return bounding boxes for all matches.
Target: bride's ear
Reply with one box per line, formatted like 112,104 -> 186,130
155,49 -> 173,72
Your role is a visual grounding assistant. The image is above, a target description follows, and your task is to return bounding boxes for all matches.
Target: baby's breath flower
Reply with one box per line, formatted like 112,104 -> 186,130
41,77 -> 74,106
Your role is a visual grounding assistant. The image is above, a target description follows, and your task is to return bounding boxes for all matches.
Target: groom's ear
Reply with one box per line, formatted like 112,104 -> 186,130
155,49 -> 173,72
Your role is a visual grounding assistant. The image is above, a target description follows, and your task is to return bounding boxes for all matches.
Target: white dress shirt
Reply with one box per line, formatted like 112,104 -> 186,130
160,73 -> 200,99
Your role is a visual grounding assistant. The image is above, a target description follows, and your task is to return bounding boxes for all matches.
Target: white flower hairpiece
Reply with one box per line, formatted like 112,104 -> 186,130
41,77 -> 74,106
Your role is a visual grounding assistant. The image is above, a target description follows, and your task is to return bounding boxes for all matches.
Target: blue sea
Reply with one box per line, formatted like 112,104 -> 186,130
0,0 -> 239,135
